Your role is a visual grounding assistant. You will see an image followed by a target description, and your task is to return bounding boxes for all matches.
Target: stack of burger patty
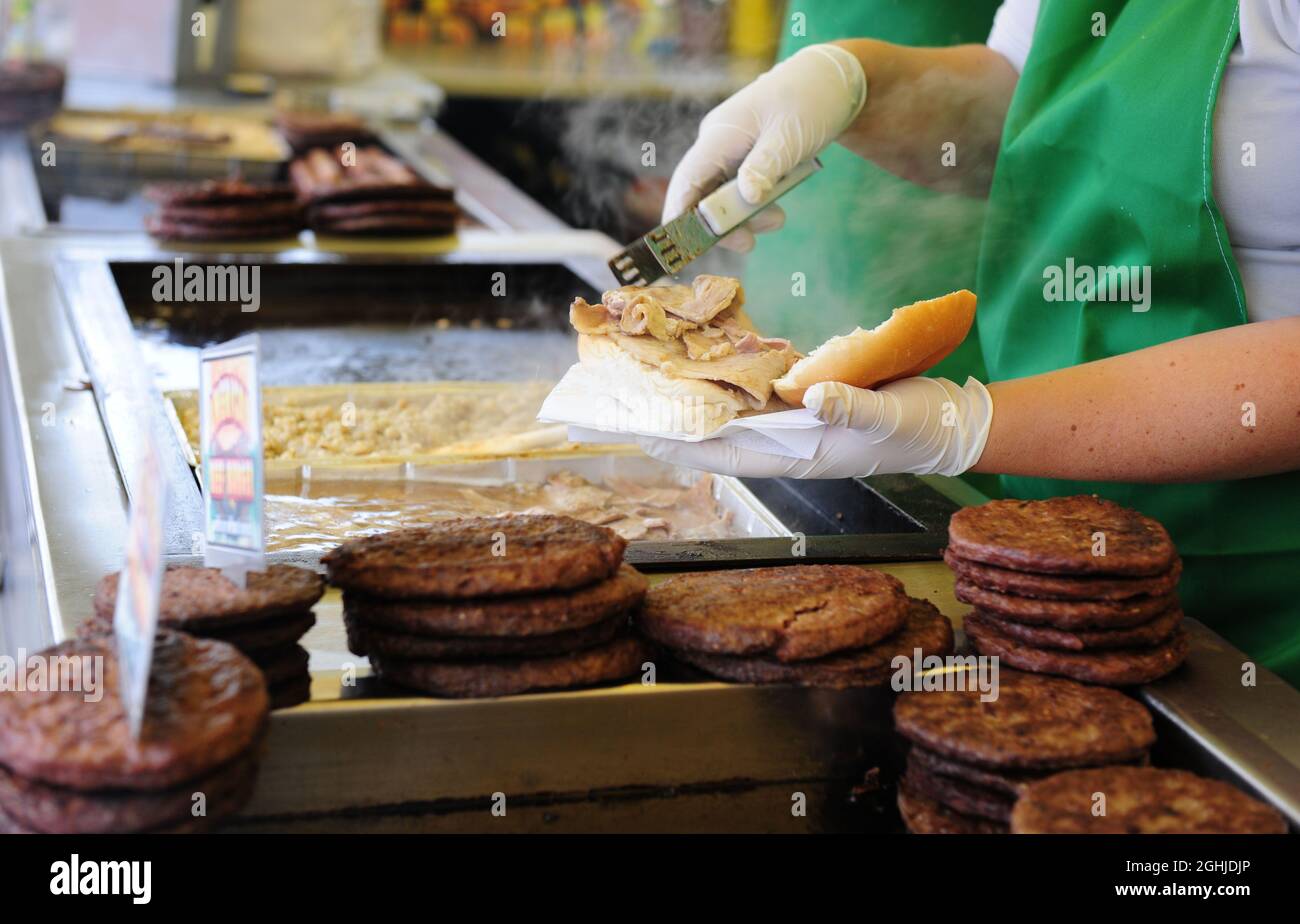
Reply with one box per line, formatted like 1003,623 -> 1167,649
893,670 -> 1156,834
144,178 -> 305,242
275,110 -> 376,153
331,515 -> 652,698
0,60 -> 64,127
0,630 -> 268,833
947,496 -> 1188,686
636,565 -> 954,687
90,564 -> 324,710
290,145 -> 458,236
1009,765 -> 1286,834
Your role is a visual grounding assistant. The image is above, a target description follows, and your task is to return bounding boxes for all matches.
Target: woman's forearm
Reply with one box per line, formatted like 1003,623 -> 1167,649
972,317 -> 1300,482
831,40 -> 1019,195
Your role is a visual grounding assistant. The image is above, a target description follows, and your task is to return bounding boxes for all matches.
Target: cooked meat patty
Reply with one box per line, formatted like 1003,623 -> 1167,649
638,565 -> 909,662
323,514 -> 627,599
893,669 -> 1154,770
0,631 -> 268,790
370,636 -> 651,699
671,597 -> 952,687
964,613 -> 1189,687
93,564 -> 324,631
947,496 -> 1177,576
966,607 -> 1182,651
1011,767 -> 1287,834
943,548 -> 1181,600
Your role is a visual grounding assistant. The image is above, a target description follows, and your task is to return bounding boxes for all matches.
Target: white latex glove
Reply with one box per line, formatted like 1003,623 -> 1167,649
636,378 -> 994,479
663,43 -> 868,252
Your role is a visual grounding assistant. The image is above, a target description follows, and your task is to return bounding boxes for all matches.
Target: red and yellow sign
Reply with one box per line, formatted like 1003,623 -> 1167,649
199,338 -> 264,561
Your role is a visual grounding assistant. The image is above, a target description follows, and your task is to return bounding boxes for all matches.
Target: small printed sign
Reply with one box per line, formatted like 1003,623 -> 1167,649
113,437 -> 165,740
199,334 -> 265,583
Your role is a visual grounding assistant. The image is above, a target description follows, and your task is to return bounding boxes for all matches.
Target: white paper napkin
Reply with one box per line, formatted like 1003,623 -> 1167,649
538,362 -> 827,460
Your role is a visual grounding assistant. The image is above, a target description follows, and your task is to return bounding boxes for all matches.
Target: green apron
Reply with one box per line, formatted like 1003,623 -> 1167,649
977,0 -> 1300,686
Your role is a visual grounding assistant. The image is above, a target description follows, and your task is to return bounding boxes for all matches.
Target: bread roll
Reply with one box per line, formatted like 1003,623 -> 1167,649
773,289 -> 976,404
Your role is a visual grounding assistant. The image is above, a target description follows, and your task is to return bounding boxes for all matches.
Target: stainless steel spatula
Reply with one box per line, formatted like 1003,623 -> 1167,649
608,158 -> 823,286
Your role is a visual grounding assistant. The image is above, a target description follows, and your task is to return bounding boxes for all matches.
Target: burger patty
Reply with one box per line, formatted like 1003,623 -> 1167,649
638,565 -> 909,662
947,496 -> 1177,576
323,514 -> 627,599
672,597 -> 952,687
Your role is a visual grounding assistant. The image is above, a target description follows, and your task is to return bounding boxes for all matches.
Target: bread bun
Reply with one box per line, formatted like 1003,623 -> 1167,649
773,289 -> 976,405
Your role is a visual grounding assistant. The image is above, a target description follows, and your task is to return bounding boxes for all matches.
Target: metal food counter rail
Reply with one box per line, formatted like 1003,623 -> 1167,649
1,123 -> 1298,833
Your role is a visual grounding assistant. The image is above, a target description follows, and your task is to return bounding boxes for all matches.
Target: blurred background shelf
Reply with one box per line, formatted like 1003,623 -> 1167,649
385,43 -> 766,100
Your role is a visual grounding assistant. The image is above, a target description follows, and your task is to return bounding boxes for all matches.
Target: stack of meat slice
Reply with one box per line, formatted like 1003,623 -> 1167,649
0,631 -> 267,833
290,145 -> 458,236
144,178 -> 305,242
636,565 -> 954,687
0,60 -> 64,127
90,564 -> 324,710
893,670 -> 1156,834
947,496 -> 1188,686
330,515 -> 652,698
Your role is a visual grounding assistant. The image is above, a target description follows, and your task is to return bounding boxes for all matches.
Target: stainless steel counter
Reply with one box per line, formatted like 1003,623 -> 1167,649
2,114 -> 1299,832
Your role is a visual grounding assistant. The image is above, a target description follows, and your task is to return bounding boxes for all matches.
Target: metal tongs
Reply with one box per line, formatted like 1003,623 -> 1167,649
608,158 -> 823,286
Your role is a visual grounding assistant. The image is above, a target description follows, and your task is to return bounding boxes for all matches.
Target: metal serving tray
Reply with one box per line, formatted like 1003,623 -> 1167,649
28,119 -> 486,250
30,108 -> 288,231
39,108 -> 288,165
163,380 -> 587,475
257,451 -> 788,570
117,257 -> 594,390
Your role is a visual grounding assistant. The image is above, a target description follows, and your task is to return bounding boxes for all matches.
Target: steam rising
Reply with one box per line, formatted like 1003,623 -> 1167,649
531,57 -> 1009,367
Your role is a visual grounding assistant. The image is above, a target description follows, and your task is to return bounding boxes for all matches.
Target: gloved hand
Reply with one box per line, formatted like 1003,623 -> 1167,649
637,377 -> 994,479
663,43 -> 868,252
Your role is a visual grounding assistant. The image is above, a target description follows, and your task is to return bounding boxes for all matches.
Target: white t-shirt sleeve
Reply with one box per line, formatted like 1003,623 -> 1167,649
987,0 -> 1042,72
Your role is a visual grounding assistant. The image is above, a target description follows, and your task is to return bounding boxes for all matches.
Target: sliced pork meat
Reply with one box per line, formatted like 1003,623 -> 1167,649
683,330 -> 736,361
603,476 -> 694,507
600,274 -> 741,326
679,274 -> 743,324
611,332 -> 796,407
604,283 -> 693,318
569,273 -> 795,416
732,331 -> 793,353
619,297 -> 695,340
570,297 -> 620,335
